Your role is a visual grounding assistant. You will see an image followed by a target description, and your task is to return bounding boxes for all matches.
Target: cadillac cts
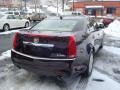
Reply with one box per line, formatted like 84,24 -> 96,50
11,16 -> 104,77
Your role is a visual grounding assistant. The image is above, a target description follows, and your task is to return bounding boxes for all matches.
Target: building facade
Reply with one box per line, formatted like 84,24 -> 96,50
69,1 -> 120,16
0,0 -> 22,8
11,0 -> 21,8
0,0 -> 12,7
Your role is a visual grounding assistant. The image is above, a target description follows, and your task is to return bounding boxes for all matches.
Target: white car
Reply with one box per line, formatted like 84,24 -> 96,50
0,14 -> 30,31
5,11 -> 21,16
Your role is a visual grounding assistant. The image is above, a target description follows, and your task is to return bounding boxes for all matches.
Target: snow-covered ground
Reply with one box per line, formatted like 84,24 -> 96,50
94,45 -> 120,83
0,30 -> 19,35
0,27 -> 31,35
0,50 -> 11,61
94,19 -> 120,83
86,70 -> 120,90
104,20 -> 120,38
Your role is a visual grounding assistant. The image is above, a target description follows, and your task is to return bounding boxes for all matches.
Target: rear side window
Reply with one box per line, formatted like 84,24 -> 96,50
14,12 -> 19,15
7,15 -> 15,19
0,14 -> 4,19
32,19 -> 79,32
7,12 -> 13,14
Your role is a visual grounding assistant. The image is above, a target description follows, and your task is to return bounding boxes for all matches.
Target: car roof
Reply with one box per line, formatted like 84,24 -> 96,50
46,15 -> 89,21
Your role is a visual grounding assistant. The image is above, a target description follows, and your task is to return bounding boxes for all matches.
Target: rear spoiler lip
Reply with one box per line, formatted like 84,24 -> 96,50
11,49 -> 76,61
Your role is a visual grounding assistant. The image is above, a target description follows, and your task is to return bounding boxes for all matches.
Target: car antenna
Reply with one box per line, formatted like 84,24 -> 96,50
60,16 -> 63,20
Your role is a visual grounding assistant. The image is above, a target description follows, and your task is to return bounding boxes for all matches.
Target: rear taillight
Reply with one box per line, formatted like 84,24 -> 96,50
68,35 -> 76,58
13,32 -> 19,49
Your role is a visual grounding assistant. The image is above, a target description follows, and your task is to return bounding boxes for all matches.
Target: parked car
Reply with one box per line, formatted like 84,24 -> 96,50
0,8 -> 8,14
11,16 -> 104,77
102,17 -> 114,27
0,14 -> 30,31
24,13 -> 33,21
31,13 -> 47,22
5,11 -> 21,16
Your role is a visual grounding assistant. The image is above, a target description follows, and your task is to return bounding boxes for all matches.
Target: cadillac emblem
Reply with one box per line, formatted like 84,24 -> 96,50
34,38 -> 39,43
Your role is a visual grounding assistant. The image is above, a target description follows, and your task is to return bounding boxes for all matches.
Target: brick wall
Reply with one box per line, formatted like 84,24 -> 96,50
70,1 -> 120,16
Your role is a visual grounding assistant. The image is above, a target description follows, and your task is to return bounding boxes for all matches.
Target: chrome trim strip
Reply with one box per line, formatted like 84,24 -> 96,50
23,41 -> 54,47
11,49 -> 76,61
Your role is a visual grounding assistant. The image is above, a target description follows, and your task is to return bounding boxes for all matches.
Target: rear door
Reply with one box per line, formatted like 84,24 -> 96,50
14,15 -> 25,27
7,15 -> 18,28
87,20 -> 103,52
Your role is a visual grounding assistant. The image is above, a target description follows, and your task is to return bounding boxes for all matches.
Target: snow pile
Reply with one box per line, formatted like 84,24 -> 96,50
0,50 -> 11,60
47,6 -> 62,14
104,20 -> 120,38
0,69 -> 63,90
86,70 -> 120,90
104,46 -> 120,56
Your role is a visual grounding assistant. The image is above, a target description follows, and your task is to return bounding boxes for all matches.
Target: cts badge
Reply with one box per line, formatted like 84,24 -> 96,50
34,38 -> 39,43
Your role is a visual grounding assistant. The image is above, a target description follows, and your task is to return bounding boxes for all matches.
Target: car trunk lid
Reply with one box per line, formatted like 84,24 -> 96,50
13,30 -> 76,59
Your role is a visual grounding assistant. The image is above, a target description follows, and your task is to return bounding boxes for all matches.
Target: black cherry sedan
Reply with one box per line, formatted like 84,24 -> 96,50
11,16 -> 104,77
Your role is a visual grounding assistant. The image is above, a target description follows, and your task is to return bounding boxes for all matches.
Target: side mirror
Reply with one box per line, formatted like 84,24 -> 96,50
95,23 -> 105,30
82,31 -> 89,38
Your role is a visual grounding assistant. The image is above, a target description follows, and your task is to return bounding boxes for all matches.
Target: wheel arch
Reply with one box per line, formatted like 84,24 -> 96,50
3,23 -> 10,27
3,23 -> 10,31
25,21 -> 29,27
86,43 -> 95,54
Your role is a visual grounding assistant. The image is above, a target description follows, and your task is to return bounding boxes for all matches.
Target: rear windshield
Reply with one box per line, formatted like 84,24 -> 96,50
32,19 -> 78,32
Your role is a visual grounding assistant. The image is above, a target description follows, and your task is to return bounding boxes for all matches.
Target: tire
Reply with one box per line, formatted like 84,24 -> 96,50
99,38 -> 104,50
27,17 -> 31,21
3,24 -> 10,31
25,22 -> 29,28
99,41 -> 103,49
82,51 -> 94,77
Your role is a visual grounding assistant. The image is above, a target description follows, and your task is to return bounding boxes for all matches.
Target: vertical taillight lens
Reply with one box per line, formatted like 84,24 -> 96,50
68,35 -> 76,58
13,32 -> 19,50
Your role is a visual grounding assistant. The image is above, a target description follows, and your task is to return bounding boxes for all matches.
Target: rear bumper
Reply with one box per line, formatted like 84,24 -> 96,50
11,49 -> 86,77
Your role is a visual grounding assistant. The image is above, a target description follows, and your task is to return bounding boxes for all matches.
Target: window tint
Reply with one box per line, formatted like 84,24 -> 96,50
14,15 -> 22,19
87,18 -> 95,32
88,18 -> 95,27
7,15 -> 15,19
107,7 -> 116,14
0,14 -> 4,19
7,12 -> 13,14
14,12 -> 19,15
32,19 -> 79,32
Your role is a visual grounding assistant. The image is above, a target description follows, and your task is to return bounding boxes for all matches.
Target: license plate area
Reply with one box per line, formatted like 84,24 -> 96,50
23,41 -> 54,57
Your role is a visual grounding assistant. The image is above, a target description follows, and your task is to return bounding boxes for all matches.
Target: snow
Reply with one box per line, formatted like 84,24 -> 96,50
104,20 -> 120,38
0,69 -> 63,90
85,6 -> 104,8
94,34 -> 120,83
0,50 -> 11,61
86,70 -> 120,90
0,30 -> 19,35
104,46 -> 120,55
0,27 -> 30,35
47,6 -> 62,14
